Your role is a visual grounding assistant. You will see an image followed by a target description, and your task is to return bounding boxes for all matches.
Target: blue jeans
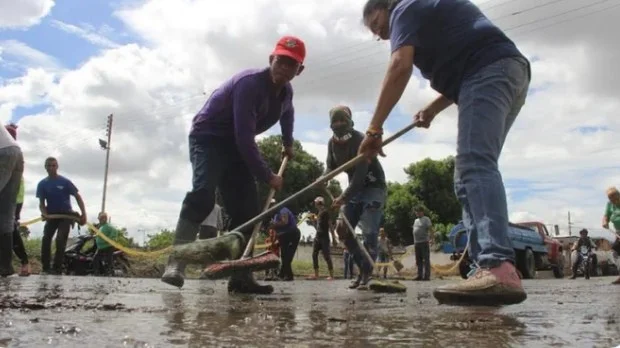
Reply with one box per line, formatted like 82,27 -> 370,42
455,56 -> 530,268
343,251 -> 355,278
341,187 -> 386,273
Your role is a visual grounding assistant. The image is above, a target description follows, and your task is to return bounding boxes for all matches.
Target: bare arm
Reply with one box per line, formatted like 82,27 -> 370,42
39,198 -> 47,216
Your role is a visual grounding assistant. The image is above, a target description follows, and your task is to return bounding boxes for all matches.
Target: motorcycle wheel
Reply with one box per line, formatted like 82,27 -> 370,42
584,261 -> 590,279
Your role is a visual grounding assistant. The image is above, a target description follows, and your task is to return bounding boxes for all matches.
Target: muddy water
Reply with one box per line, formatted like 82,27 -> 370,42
1,275 -> 620,347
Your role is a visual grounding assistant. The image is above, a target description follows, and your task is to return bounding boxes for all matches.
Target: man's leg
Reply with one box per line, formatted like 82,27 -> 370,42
92,249 -> 103,276
0,146 -> 22,277
162,136 -> 225,288
422,242 -> 431,280
52,219 -> 72,274
571,253 -> 583,279
414,243 -> 423,280
41,219 -> 60,273
343,252 -> 350,279
337,202 -> 368,288
321,237 -> 334,278
311,238 -> 321,277
198,225 -> 218,240
359,188 -> 386,275
287,228 -> 301,279
219,158 -> 272,294
433,57 -> 530,305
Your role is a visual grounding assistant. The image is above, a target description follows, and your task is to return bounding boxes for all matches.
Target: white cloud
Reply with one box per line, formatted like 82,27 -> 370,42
50,20 -> 120,49
0,40 -> 63,72
4,0 -> 619,245
0,0 -> 54,29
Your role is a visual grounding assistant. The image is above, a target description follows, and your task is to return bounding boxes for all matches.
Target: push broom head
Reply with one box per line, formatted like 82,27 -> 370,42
201,251 -> 281,280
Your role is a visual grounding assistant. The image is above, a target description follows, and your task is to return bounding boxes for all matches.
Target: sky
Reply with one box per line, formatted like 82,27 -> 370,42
0,0 -> 618,244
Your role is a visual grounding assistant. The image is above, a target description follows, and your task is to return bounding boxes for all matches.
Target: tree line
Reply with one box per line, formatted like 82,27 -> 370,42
141,135 -> 462,249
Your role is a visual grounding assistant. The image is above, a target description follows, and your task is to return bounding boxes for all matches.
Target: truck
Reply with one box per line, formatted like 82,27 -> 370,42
445,220 -> 565,279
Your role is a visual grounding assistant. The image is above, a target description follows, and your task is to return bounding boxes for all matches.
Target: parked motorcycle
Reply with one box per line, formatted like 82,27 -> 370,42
63,233 -> 131,277
578,245 -> 593,280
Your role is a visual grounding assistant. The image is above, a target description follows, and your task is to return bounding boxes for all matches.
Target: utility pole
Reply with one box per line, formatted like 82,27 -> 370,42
101,114 -> 113,213
568,211 -> 573,236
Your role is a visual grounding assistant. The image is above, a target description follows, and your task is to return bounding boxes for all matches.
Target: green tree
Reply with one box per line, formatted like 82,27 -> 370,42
147,229 -> 175,250
383,182 -> 424,245
256,135 -> 326,216
115,227 -> 140,249
404,156 -> 461,225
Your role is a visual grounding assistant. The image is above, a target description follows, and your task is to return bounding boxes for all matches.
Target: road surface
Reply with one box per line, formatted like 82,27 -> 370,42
1,275 -> 619,347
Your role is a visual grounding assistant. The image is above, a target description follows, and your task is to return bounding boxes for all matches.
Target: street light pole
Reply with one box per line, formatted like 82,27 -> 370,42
101,114 -> 113,213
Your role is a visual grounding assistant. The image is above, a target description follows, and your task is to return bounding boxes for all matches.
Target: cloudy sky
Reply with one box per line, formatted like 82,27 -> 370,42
1,0 -> 618,244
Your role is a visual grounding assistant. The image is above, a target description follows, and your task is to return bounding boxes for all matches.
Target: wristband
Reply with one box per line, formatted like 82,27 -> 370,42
365,130 -> 383,139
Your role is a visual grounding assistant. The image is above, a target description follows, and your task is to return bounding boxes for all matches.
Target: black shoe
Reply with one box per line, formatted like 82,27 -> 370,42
228,271 -> 274,295
349,277 -> 361,289
413,277 -> 422,281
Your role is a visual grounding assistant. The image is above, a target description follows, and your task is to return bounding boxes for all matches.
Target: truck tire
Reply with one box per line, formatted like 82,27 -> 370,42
518,248 -> 537,279
553,253 -> 565,279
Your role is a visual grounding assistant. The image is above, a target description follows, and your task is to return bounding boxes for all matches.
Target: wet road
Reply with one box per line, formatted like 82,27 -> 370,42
1,275 -> 620,348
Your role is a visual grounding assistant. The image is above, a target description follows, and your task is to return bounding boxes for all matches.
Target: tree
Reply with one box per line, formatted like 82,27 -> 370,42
147,229 -> 175,250
256,135 -> 326,216
115,227 -> 140,248
404,156 -> 461,225
383,182 -> 424,245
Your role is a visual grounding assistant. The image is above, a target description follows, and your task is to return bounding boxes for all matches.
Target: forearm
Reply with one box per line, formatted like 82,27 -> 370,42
76,196 -> 86,215
39,204 -> 47,215
424,94 -> 453,115
280,112 -> 294,147
369,61 -> 413,130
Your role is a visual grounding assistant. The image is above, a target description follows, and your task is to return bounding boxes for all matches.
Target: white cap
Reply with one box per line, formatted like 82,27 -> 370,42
314,196 -> 324,204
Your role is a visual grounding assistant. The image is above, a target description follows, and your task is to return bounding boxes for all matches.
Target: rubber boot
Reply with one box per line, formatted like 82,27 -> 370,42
227,270 -> 274,295
342,237 -> 371,289
570,263 -> 578,279
161,218 -> 201,288
169,231 -> 245,265
0,233 -> 15,277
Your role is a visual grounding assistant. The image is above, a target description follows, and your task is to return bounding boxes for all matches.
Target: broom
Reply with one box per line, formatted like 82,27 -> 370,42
202,121 -> 419,279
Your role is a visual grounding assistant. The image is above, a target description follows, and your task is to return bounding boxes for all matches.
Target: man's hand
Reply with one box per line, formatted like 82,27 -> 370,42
269,175 -> 284,191
332,196 -> 345,208
358,133 -> 385,161
282,145 -> 294,160
413,108 -> 438,129
603,223 -> 609,229
41,214 -> 47,221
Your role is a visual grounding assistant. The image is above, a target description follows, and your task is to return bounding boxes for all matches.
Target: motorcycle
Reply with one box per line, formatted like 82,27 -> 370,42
578,245 -> 593,280
63,233 -> 131,277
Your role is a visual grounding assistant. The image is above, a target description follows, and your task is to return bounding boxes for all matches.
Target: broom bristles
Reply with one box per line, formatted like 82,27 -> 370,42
201,252 -> 281,280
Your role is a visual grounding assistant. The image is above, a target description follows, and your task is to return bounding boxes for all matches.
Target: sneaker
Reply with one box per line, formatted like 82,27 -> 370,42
433,261 -> 526,306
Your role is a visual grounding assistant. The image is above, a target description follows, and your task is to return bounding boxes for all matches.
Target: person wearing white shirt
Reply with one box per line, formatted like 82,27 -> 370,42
0,124 -> 24,277
199,204 -> 224,239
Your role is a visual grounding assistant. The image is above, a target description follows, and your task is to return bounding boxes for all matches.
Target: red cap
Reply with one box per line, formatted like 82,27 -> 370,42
272,36 -> 306,64
5,124 -> 17,140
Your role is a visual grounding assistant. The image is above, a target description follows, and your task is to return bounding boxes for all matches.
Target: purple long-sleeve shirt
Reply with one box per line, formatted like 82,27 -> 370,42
190,67 -> 295,183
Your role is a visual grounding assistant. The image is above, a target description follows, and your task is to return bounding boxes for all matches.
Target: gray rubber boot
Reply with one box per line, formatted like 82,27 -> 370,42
161,218 -> 200,288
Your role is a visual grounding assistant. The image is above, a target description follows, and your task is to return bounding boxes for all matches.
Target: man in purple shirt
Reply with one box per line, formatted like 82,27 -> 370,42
161,36 -> 306,295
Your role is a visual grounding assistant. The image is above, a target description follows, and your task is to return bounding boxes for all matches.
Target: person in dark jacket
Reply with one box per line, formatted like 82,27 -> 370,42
269,200 -> 301,281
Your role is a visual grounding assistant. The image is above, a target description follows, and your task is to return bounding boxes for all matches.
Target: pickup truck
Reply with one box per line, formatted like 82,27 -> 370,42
445,220 -> 565,279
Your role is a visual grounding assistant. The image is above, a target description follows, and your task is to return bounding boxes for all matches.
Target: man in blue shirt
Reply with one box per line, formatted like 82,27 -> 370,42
161,36 -> 306,294
269,200 -> 301,281
359,0 -> 531,306
36,157 -> 87,274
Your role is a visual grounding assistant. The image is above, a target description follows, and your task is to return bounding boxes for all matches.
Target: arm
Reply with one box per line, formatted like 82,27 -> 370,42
69,181 -> 87,218
324,140 -> 336,175
271,210 -> 289,228
603,203 -> 611,228
368,5 -> 420,130
36,182 -> 47,216
422,94 -> 454,118
340,136 -> 370,200
232,78 -> 273,183
280,93 -> 294,148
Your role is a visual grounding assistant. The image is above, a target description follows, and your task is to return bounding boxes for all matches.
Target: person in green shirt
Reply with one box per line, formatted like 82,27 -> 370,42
93,212 -> 118,276
604,186 -> 620,233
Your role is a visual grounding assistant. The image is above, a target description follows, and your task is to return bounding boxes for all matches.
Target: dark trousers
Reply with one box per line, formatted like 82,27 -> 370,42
278,228 -> 301,279
175,135 -> 259,245
41,218 -> 72,272
312,236 -> 333,271
12,203 -> 28,264
198,225 -> 218,240
93,247 -> 115,275
415,242 -> 431,280
343,251 -> 355,279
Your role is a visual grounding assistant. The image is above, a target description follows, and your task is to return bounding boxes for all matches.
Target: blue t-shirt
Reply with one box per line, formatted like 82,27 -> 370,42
272,207 -> 297,234
389,0 -> 529,102
36,175 -> 78,214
